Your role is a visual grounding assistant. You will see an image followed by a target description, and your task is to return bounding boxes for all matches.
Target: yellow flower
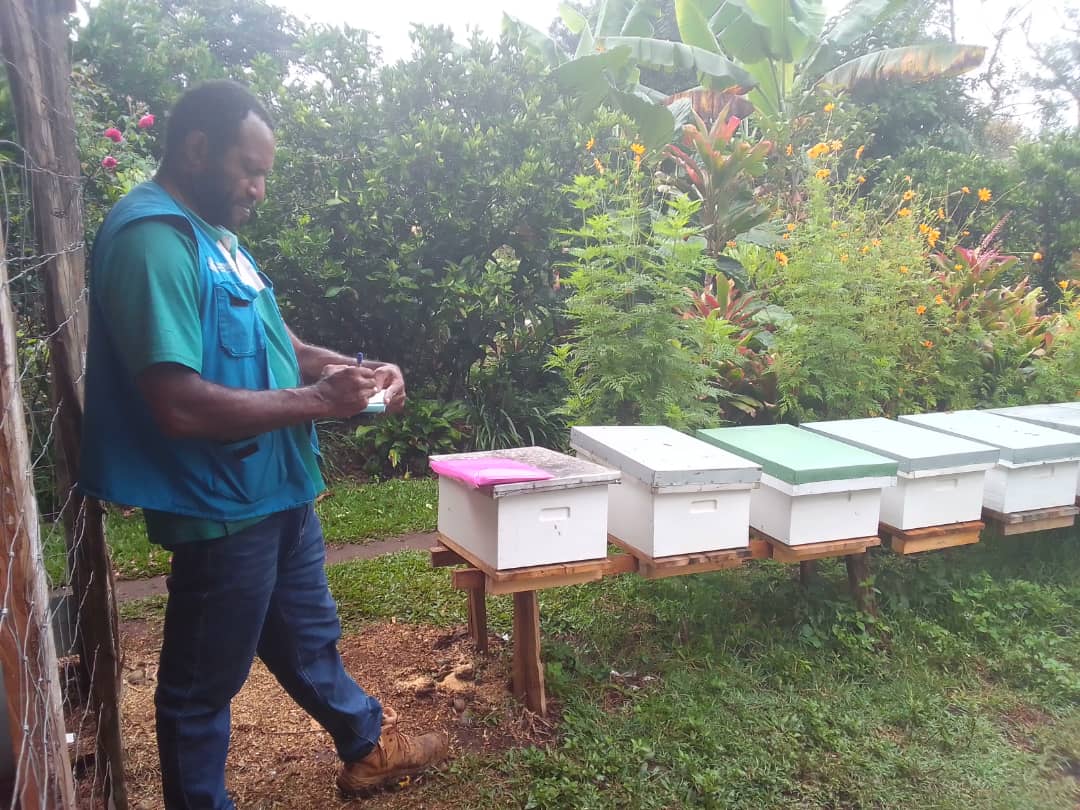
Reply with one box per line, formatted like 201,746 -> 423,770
922,340 -> 934,348
593,157 -> 605,174
872,239 -> 882,247
903,190 -> 915,201
857,175 -> 866,184
1060,280 -> 1069,291
899,265 -> 910,274
585,137 -> 595,151
630,142 -> 646,157
775,251 -> 789,266
954,264 -> 963,271
916,305 -> 927,315
960,186 -> 970,194
962,230 -> 971,236
782,233 -> 791,240
978,187 -> 992,202
830,139 -> 843,152
898,207 -> 912,217
1033,251 -> 1043,262
824,102 -> 836,112
937,207 -> 946,219
927,228 -> 941,248
935,295 -> 944,305
860,245 -> 871,254
815,168 -> 831,180
785,144 -> 794,156
807,143 -> 830,159
633,155 -> 642,170
786,223 -> 797,232
855,145 -> 865,160
831,220 -> 840,229
840,253 -> 849,262
726,240 -> 738,249
919,223 -> 930,234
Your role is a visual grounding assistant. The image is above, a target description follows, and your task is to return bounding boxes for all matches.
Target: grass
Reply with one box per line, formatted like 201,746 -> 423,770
317,527 -> 1080,809
44,477 -> 438,583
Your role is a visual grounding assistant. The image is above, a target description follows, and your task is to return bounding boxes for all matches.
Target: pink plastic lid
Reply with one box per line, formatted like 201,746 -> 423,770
429,457 -> 555,488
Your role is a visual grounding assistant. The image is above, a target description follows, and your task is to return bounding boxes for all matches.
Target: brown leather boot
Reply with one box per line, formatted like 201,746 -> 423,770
336,707 -> 450,797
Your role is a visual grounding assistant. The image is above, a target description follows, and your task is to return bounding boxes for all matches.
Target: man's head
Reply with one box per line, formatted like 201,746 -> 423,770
159,80 -> 274,230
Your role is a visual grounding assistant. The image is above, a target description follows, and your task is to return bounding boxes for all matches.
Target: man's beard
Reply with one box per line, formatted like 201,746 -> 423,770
184,169 -> 235,229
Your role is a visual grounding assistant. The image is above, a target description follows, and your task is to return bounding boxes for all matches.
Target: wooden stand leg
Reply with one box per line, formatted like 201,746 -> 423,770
799,560 -> 817,587
844,554 -> 878,617
466,584 -> 488,655
511,591 -> 547,716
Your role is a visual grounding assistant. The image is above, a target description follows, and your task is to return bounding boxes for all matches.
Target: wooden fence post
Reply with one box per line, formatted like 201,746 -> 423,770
0,1 -> 127,807
0,226 -> 77,809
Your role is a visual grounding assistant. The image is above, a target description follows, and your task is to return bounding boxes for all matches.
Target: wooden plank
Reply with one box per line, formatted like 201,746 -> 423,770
752,530 -> 881,563
603,552 -> 640,577
466,583 -> 488,656
845,554 -> 878,617
436,533 -> 609,593
511,592 -> 546,715
748,537 -> 772,559
799,561 -> 817,586
608,535 -> 753,579
880,521 -> 983,555
450,569 -> 486,591
983,505 -> 1078,536
0,199 -> 76,810
0,1 -> 125,805
430,544 -> 467,568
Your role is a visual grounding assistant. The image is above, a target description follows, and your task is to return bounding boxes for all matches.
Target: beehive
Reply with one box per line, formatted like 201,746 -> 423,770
696,425 -> 897,545
432,446 -> 619,571
570,425 -> 761,558
899,411 -> 1080,513
803,418 -> 998,530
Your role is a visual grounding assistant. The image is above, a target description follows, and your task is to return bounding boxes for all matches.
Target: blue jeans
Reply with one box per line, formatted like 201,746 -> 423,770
155,504 -> 382,809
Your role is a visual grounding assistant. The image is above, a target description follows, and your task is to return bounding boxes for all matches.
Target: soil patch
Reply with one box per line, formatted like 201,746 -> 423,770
112,620 -> 555,809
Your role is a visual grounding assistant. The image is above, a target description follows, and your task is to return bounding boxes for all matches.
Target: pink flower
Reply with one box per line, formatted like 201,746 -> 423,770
103,127 -> 123,143
101,156 -> 118,171
137,114 -> 155,129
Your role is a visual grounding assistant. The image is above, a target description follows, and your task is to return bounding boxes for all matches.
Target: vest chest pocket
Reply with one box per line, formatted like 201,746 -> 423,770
215,285 -> 258,357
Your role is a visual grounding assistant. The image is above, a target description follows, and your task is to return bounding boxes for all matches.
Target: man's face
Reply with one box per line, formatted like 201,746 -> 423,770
187,113 -> 275,230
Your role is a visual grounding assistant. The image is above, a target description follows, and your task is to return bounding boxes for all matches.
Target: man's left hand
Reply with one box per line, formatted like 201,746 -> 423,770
374,363 -> 407,414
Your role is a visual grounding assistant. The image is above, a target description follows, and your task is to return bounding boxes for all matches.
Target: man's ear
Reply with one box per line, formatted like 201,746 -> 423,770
181,130 -> 210,173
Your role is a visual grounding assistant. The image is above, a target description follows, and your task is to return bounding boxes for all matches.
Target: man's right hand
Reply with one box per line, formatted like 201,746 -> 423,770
315,364 -> 379,418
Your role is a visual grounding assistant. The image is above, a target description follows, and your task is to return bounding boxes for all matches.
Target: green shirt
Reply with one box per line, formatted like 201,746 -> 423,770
96,211 -> 323,546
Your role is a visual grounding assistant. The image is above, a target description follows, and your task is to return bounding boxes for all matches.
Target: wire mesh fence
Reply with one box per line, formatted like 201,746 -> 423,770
2,129 -> 125,810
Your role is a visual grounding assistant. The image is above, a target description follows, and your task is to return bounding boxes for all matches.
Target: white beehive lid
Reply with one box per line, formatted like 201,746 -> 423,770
803,417 -> 999,474
991,403 -> 1080,436
899,410 -> 1080,465
429,446 -> 619,498
570,425 -> 761,491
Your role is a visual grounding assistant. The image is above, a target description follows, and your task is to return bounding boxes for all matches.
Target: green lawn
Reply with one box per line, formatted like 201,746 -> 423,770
317,528 -> 1080,809
45,477 -> 438,583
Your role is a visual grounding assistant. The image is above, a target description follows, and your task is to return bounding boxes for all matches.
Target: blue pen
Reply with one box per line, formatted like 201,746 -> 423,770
355,351 -> 364,366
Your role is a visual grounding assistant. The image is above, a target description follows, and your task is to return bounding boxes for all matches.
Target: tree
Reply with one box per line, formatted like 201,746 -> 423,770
1022,5 -> 1080,131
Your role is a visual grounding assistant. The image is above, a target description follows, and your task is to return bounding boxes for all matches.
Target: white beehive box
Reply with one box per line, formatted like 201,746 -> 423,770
432,446 -> 619,571
991,403 -> 1080,501
900,411 -> 1080,513
696,425 -> 897,545
569,425 -> 762,558
803,418 -> 999,530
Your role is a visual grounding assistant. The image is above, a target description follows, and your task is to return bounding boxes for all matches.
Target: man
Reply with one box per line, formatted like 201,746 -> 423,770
81,80 -> 448,809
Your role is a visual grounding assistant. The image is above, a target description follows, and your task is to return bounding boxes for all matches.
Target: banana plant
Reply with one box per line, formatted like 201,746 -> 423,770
682,0 -> 986,126
504,1 -> 757,149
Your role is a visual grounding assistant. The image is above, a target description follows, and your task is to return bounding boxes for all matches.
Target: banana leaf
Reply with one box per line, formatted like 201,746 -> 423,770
602,36 -> 757,92
817,43 -> 987,93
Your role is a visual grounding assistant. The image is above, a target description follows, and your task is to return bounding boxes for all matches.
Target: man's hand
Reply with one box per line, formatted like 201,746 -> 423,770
315,364 -> 378,418
373,363 -> 407,414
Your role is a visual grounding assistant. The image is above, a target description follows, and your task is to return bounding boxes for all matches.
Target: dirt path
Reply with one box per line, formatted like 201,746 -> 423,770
115,532 -> 439,602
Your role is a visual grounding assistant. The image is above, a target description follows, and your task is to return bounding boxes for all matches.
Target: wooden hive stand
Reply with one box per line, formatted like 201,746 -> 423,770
982,505 -> 1079,536
879,520 -> 983,555
750,529 -> 881,616
430,533 -> 638,716
607,535 -> 771,580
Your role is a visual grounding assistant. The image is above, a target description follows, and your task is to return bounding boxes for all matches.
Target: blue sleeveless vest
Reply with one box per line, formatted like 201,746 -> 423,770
80,182 -> 321,521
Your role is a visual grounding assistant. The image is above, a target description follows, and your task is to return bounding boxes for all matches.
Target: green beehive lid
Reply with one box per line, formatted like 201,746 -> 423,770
696,424 -> 898,485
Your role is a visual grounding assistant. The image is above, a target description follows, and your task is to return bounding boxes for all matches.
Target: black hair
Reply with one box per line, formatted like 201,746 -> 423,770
160,80 -> 273,171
